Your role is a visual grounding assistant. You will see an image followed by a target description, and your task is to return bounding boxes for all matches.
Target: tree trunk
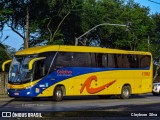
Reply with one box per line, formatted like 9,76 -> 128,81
49,11 -> 70,43
25,7 -> 29,49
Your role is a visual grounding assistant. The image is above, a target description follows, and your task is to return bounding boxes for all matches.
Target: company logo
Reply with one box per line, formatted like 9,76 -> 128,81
80,76 -> 116,94
2,112 -> 11,117
57,70 -> 72,76
1,112 -> 42,118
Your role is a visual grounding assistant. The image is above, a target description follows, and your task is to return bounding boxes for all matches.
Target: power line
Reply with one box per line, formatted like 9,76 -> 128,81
3,30 -> 12,31
3,29 -> 23,31
148,0 -> 160,5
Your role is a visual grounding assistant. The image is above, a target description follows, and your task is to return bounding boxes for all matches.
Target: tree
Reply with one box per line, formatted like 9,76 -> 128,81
1,0 -> 84,48
1,0 -> 31,49
77,0 -> 156,52
0,43 -> 13,72
30,0 -> 83,46
1,0 -> 159,54
150,13 -> 160,80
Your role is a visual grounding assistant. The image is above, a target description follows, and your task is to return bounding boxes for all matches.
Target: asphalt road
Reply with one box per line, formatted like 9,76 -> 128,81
0,93 -> 160,119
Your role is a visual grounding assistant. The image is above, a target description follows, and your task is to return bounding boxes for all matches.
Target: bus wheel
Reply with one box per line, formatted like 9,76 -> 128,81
120,85 -> 131,99
53,86 -> 63,102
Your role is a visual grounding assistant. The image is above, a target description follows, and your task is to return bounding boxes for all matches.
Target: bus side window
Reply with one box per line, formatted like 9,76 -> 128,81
116,54 -> 123,68
96,53 -> 103,68
139,55 -> 151,68
72,53 -> 81,67
73,52 -> 91,67
127,55 -> 139,68
122,55 -> 130,68
108,54 -> 116,68
102,54 -> 108,68
90,53 -> 96,67
61,53 -> 73,67
114,54 -> 130,68
53,52 -> 72,70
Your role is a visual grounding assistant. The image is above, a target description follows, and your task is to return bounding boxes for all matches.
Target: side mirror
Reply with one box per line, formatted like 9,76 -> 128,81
2,60 -> 12,72
28,57 -> 46,70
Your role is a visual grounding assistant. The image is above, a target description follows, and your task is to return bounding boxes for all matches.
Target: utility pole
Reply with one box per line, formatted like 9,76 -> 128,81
75,23 -> 127,46
25,7 -> 29,49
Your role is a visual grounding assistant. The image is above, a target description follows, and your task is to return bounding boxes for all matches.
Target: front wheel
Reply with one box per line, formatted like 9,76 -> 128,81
120,85 -> 131,99
52,86 -> 63,102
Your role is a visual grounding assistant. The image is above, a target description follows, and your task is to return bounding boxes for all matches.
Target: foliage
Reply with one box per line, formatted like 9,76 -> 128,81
0,44 -> 12,72
151,13 -> 160,59
0,0 -> 160,58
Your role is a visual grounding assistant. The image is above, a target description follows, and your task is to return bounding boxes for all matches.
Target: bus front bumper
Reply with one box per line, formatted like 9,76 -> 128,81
7,89 -> 37,98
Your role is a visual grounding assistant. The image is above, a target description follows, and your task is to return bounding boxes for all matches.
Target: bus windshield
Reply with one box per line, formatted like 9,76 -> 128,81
9,55 -> 37,84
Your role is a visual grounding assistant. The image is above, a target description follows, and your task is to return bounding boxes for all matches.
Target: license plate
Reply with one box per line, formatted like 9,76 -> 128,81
14,92 -> 19,95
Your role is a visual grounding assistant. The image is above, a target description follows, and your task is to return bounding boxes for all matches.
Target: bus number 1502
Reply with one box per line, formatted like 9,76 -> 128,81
142,72 -> 150,76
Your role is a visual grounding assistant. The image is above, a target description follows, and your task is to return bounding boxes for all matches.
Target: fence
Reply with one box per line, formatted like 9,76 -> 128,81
0,72 -> 8,95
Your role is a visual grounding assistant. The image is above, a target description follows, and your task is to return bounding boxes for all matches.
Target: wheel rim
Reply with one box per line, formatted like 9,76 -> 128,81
123,88 -> 129,97
56,90 -> 62,100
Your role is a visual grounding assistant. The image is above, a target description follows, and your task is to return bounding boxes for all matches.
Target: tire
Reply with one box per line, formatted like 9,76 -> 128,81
53,86 -> 63,102
120,85 -> 131,99
98,95 -> 111,99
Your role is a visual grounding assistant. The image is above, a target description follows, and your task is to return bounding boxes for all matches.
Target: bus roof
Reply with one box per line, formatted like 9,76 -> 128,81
15,45 -> 151,56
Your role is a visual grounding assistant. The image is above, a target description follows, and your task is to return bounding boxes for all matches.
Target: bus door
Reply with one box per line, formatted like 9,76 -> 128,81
29,57 -> 46,95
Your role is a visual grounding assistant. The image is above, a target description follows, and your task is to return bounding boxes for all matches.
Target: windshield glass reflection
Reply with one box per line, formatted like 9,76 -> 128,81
9,55 -> 36,83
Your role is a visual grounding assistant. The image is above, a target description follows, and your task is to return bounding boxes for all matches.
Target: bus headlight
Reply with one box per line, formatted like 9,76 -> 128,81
25,85 -> 33,89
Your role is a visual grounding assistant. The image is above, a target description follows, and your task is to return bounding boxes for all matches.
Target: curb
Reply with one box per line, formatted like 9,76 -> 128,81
0,95 -> 9,98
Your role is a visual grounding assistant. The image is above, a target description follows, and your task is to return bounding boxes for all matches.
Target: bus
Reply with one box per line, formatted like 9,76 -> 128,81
3,45 -> 153,101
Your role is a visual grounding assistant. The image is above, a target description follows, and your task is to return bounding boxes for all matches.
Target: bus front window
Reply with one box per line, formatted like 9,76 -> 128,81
9,55 -> 36,84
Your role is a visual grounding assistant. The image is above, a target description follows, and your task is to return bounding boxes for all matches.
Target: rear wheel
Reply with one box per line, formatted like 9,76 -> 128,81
120,85 -> 131,99
53,86 -> 63,101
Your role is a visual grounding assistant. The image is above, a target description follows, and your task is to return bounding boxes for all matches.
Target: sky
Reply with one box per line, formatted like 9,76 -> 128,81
134,0 -> 160,14
2,26 -> 23,51
1,0 -> 160,51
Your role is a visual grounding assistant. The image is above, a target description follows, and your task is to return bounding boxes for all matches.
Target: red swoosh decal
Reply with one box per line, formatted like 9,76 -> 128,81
80,76 -> 116,94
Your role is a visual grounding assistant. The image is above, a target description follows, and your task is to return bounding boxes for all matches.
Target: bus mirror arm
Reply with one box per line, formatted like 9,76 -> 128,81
28,57 -> 46,70
2,60 -> 12,72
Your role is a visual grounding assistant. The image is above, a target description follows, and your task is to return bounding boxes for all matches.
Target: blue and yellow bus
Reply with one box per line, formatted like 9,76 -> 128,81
3,45 -> 153,101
